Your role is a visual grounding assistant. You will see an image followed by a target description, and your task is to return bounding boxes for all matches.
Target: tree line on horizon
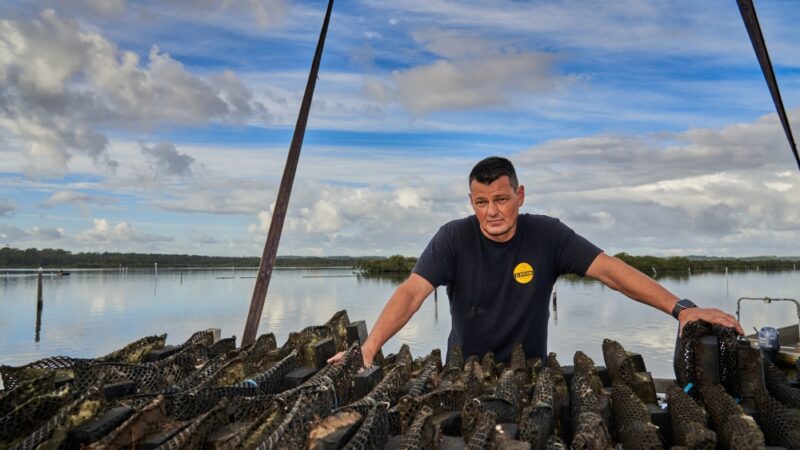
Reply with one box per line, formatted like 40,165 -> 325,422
356,252 -> 800,276
1,247 -> 797,274
0,247 -> 366,269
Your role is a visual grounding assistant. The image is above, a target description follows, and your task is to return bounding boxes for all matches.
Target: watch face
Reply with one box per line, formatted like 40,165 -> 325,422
678,299 -> 696,308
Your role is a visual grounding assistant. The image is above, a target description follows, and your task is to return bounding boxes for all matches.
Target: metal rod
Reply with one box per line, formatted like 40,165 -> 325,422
736,0 -> 800,171
242,0 -> 335,346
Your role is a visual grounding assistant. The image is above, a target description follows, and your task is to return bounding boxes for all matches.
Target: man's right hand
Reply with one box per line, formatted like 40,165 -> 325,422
326,349 -> 373,368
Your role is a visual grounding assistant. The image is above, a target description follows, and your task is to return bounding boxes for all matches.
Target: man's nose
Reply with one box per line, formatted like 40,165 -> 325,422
487,202 -> 499,216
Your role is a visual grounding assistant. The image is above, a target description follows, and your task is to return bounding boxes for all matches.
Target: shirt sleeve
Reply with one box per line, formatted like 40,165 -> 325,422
552,219 -> 603,276
412,224 -> 456,287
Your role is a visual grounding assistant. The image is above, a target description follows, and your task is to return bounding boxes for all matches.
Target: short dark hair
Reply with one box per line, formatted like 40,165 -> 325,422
469,156 -> 518,189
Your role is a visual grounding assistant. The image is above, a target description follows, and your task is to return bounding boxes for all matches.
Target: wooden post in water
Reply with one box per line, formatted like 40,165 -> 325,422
36,269 -> 43,342
242,0 -> 335,346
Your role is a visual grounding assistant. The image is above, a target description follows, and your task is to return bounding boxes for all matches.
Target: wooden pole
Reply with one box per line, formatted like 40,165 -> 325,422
736,0 -> 799,171
242,0 -> 335,346
36,270 -> 43,342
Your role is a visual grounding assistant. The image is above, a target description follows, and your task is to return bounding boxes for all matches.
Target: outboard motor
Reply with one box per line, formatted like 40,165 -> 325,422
757,326 -> 780,363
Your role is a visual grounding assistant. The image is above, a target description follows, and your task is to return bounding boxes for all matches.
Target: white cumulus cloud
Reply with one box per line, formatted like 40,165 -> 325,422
0,10 -> 266,177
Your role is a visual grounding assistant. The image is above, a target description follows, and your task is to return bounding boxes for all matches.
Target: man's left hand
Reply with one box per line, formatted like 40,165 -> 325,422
679,307 -> 744,336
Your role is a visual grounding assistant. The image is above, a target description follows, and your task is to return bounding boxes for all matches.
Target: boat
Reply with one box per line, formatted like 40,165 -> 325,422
738,296 -> 800,370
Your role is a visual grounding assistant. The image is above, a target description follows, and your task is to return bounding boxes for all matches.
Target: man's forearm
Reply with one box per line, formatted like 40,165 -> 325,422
586,253 -> 744,334
596,255 -> 677,314
362,276 -> 430,364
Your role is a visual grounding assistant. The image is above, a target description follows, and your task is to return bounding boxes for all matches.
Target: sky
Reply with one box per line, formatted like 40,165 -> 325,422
0,0 -> 799,258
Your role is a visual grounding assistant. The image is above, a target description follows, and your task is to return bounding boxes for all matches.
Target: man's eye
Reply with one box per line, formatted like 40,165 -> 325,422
475,200 -> 487,206
496,198 -> 508,204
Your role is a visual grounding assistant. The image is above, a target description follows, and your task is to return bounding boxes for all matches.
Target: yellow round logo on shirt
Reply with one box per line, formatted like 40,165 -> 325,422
513,262 -> 534,284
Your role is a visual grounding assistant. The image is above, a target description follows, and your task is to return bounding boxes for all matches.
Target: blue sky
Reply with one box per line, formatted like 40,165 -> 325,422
0,0 -> 799,257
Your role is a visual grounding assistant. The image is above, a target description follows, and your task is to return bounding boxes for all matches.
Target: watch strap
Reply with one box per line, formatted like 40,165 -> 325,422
672,299 -> 697,319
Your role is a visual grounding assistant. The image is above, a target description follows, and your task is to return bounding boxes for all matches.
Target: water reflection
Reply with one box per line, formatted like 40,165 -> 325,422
1,268 -> 797,378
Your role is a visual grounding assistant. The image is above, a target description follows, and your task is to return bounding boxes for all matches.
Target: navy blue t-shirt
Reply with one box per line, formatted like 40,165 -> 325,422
412,213 -> 602,363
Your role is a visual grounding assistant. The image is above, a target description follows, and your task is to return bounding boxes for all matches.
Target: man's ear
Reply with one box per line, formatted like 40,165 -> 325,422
517,185 -> 525,206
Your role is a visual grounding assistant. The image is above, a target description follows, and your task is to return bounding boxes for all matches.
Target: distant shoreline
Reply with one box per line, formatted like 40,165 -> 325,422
1,247 -> 798,275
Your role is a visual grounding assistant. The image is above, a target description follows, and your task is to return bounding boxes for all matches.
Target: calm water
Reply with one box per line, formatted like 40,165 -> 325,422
1,268 -> 798,381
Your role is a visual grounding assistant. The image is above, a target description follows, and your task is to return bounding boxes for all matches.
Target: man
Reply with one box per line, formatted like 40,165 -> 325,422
336,156 -> 744,366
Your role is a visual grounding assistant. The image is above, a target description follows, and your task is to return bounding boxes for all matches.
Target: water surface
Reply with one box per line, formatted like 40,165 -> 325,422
1,268 -> 798,380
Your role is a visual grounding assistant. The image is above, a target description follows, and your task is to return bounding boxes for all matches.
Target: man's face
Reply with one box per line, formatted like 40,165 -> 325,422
469,175 -> 525,242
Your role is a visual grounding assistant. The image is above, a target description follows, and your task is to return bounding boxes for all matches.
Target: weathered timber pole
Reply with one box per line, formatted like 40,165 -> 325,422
737,0 -> 800,171
36,269 -> 43,342
242,0 -> 335,346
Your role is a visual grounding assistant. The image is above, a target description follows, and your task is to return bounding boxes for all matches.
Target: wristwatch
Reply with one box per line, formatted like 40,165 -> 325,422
671,298 -> 697,319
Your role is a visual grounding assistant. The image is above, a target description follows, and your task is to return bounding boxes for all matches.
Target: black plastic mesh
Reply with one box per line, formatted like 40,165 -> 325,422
545,354 -> 568,439
441,344 -> 464,383
545,435 -> 567,450
520,405 -> 553,450
87,394 -> 168,449
244,349 -> 299,394
519,368 -> 555,449
173,353 -> 233,393
480,352 -> 497,385
0,385 -> 73,444
674,321 -> 739,395
340,364 -> 408,418
406,354 -> 440,398
325,309 -> 352,352
398,386 -> 466,433
574,351 -> 604,395
99,334 -> 168,364
156,399 -> 229,450
240,332 -> 278,374
0,374 -> 55,418
602,339 -> 635,386
493,369 -> 521,410
341,401 -> 390,450
753,391 -> 800,450
571,412 -> 609,450
763,358 -> 800,408
699,383 -> 764,449
398,404 -> 435,450
510,343 -> 526,371
5,388 -> 102,450
166,386 -> 259,420
209,336 -> 237,358
183,329 -> 216,347
0,356 -> 90,391
666,386 -> 716,449
461,360 -> 483,399
74,362 -> 163,393
465,407 -> 496,450
609,383 -> 661,449
570,373 -> 610,449
253,390 -> 322,449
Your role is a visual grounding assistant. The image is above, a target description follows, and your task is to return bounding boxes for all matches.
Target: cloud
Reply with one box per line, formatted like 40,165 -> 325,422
246,181 -> 469,255
0,223 -> 64,242
0,199 -> 14,216
511,110 -> 800,255
75,218 -> 173,244
40,191 -> 93,207
140,141 -> 196,177
364,30 -> 567,115
0,10 -> 266,177
362,0 -> 758,61
43,0 -> 288,28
